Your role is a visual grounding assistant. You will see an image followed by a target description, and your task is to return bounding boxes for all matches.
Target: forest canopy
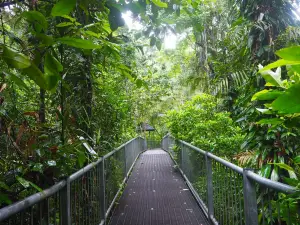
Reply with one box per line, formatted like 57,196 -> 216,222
0,0 -> 299,218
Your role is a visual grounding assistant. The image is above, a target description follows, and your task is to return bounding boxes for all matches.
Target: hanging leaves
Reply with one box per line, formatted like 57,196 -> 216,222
156,39 -> 162,50
251,89 -> 282,101
108,5 -> 125,31
44,53 -> 63,75
51,0 -> 77,17
150,37 -> 156,46
56,37 -> 101,49
22,64 -> 48,90
22,11 -> 48,32
1,46 -> 31,69
271,83 -> 300,114
259,60 -> 300,72
16,176 -> 42,192
151,0 -> 168,8
276,46 -> 300,61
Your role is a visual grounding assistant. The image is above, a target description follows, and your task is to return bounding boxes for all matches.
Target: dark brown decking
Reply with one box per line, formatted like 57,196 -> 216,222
109,149 -> 209,225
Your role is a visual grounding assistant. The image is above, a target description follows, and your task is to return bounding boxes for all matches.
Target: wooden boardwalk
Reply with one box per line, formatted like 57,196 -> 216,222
109,149 -> 209,225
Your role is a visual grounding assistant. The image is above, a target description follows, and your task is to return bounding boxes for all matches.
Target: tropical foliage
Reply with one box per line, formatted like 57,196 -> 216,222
167,94 -> 244,158
0,0 -> 299,221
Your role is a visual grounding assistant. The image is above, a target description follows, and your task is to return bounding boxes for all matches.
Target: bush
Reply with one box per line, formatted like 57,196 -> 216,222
166,94 -> 244,157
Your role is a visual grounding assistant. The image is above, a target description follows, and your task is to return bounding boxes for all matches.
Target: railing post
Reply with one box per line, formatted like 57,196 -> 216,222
180,141 -> 183,169
144,138 -> 147,151
124,145 -> 128,176
100,158 -> 106,225
243,169 -> 258,225
205,153 -> 214,224
60,179 -> 71,225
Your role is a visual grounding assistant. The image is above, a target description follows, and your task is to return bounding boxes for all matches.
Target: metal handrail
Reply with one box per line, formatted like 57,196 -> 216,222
0,180 -> 66,221
162,135 -> 299,225
0,136 -> 146,224
246,170 -> 296,194
179,140 -> 244,174
178,140 -> 296,193
69,158 -> 103,182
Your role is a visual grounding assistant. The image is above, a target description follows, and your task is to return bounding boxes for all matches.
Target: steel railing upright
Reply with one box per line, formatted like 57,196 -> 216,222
146,139 -> 161,150
162,135 -> 299,225
0,136 -> 146,225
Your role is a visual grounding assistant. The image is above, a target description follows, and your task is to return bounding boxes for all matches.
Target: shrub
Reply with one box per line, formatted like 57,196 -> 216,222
166,94 -> 244,157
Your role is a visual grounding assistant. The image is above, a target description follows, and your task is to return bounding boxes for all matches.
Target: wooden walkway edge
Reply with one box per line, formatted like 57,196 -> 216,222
109,149 -> 209,225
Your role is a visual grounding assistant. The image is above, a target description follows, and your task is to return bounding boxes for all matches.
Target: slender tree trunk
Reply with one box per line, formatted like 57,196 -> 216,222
39,88 -> 46,123
85,56 -> 93,136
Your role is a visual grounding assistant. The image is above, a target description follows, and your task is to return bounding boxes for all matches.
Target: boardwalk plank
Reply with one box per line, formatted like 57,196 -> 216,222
109,149 -> 209,225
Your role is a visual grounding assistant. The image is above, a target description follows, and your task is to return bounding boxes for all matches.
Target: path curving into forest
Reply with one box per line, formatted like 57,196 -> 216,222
109,149 -> 209,225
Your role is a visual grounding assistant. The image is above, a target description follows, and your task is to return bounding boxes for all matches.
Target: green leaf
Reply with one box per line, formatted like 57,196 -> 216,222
0,181 -> 10,190
156,39 -> 162,50
108,6 -> 125,31
28,182 -> 42,192
46,74 -> 60,90
121,70 -> 134,81
56,22 -> 75,27
35,34 -> 54,46
84,31 -> 100,38
23,64 -> 48,90
259,164 -> 271,178
283,177 -> 299,186
272,83 -> 300,114
257,118 -> 284,126
2,46 -> 31,69
60,15 -> 76,22
259,59 -> 300,72
44,53 -> 63,75
51,0 -> 76,17
0,193 -> 12,204
4,72 -> 29,91
270,163 -> 294,172
16,176 -> 30,188
290,64 -> 300,74
293,156 -> 300,164
22,11 -> 48,32
32,163 -> 43,172
276,46 -> 300,61
152,0 -> 168,8
56,37 -> 100,49
77,151 -> 86,168
251,89 -> 282,101
136,78 -> 143,88
17,176 -> 42,192
150,36 -> 156,46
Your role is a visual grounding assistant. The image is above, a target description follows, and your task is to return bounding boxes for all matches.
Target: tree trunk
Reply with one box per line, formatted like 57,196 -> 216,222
39,88 -> 46,123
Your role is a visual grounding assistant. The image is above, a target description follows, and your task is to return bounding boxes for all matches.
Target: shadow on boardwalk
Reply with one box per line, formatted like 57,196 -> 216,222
109,149 -> 209,225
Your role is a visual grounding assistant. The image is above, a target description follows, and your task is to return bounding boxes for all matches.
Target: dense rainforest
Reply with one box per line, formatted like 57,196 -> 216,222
0,0 -> 300,223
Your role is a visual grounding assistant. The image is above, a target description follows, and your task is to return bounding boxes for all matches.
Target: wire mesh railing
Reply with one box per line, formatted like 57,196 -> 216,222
146,139 -> 161,149
0,136 -> 146,225
162,135 -> 299,225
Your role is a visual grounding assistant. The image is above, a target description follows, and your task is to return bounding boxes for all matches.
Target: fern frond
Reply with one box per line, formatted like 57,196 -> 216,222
212,70 -> 250,95
233,151 -> 256,167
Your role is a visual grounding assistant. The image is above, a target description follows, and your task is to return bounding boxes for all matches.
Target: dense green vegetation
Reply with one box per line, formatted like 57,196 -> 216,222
0,0 -> 299,219
167,94 -> 244,158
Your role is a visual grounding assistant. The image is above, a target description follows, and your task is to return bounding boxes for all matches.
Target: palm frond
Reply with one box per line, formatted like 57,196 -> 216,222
212,70 -> 250,95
